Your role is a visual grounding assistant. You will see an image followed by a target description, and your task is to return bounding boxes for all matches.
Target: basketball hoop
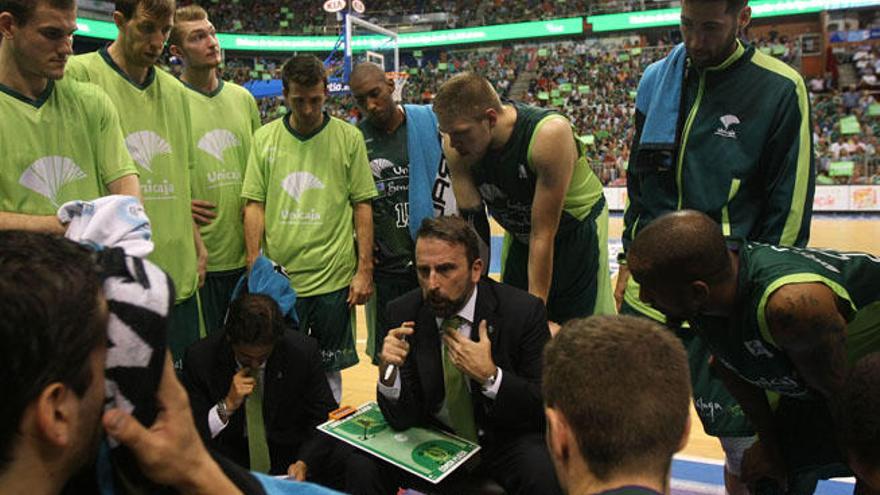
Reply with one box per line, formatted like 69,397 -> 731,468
388,72 -> 409,103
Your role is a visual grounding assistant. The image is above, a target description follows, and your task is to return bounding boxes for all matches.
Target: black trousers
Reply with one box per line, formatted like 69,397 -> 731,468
344,432 -> 563,495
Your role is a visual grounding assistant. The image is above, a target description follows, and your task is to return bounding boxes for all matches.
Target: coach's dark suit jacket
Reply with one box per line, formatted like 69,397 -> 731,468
182,330 -> 337,475
378,278 -> 550,450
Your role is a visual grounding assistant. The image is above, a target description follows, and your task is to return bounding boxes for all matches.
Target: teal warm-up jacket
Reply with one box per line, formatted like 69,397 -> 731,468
623,41 -> 815,255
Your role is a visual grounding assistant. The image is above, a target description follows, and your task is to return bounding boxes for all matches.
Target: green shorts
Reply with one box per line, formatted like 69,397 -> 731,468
295,287 -> 358,372
367,274 -> 419,364
621,292 -> 755,438
169,293 -> 203,372
501,198 -> 615,323
199,267 -> 246,336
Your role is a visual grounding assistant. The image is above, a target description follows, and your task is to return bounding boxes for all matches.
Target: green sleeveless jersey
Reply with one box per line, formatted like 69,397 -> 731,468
66,49 -> 198,302
472,101 -> 604,244
694,241 -> 880,399
358,116 -> 413,278
185,80 -> 261,271
0,79 -> 136,214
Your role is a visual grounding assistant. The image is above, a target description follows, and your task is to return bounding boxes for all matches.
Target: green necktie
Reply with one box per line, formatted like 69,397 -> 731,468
246,371 -> 271,473
441,316 -> 478,442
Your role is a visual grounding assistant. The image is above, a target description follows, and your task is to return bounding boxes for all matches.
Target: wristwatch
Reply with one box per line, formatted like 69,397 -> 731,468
217,398 -> 230,424
482,367 -> 499,390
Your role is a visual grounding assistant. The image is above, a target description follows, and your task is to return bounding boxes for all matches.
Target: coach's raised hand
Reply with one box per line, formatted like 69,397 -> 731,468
379,322 -> 415,385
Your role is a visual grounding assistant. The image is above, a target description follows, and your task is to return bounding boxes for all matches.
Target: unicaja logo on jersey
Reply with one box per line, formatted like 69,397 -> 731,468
714,115 -> 740,139
370,158 -> 395,178
19,156 -> 86,207
126,131 -> 172,172
281,172 -> 324,202
198,129 -> 241,163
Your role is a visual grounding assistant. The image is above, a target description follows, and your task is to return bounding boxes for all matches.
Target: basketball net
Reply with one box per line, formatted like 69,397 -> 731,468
388,72 -> 409,103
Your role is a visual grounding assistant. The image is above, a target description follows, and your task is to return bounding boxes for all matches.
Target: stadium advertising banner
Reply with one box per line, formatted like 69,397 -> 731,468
604,186 -> 880,211
74,17 -> 583,52
588,0 -> 880,32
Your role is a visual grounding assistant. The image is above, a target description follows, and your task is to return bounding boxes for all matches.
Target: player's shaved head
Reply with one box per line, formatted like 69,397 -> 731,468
434,72 -> 502,124
628,210 -> 732,287
350,62 -> 386,86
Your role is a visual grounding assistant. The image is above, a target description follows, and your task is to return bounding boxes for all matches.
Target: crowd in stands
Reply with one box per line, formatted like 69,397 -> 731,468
176,0 -> 679,35
208,36 -> 880,186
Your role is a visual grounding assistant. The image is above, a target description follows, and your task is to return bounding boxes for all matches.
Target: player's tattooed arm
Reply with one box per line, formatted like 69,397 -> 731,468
766,282 -> 849,402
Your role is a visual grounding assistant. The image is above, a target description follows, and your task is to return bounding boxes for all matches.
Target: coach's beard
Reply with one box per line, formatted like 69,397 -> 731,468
425,287 -> 473,320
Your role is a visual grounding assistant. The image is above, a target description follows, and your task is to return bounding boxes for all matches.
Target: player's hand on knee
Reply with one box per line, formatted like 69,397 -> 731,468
741,439 -> 787,491
381,322 -> 415,366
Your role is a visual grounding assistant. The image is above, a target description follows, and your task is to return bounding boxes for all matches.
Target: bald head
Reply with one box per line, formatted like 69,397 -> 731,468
628,210 -> 732,287
350,62 -> 398,130
350,62 -> 386,86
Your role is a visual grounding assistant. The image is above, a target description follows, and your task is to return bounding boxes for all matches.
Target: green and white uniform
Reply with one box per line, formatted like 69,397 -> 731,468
695,241 -> 880,399
473,101 -> 613,322
358,114 -> 419,362
622,41 -> 816,437
185,79 -> 261,333
242,113 -> 377,370
67,48 -> 200,367
1,78 -> 137,214
693,241 -> 877,488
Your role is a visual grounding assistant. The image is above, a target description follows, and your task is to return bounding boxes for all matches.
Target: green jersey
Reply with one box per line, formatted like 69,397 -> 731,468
241,113 -> 378,297
0,78 -> 137,214
694,241 -> 880,399
358,116 -> 414,278
473,101 -> 604,244
185,79 -> 261,271
66,49 -> 199,302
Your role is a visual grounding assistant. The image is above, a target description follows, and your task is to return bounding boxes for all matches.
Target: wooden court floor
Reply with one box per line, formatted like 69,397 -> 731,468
340,214 -> 880,460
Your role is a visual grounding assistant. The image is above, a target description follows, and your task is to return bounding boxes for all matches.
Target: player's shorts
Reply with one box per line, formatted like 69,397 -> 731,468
367,274 -> 419,364
621,291 -> 755,438
199,267 -> 246,336
502,197 -> 615,323
295,287 -> 358,372
719,435 -> 756,476
169,292 -> 203,371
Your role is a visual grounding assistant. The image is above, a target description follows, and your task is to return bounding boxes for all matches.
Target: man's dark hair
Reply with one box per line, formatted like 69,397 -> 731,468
0,0 -> 75,25
544,315 -> 691,481
682,0 -> 747,14
281,55 -> 327,92
0,232 -> 106,472
628,210 -> 732,288
225,294 -> 286,347
842,352 -> 880,464
115,0 -> 175,21
417,216 -> 481,265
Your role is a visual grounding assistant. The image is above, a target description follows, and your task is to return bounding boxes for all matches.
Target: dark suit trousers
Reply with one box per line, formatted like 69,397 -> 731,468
345,433 -> 562,495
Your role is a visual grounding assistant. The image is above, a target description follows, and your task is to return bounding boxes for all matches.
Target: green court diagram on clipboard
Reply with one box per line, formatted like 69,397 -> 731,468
317,402 -> 481,484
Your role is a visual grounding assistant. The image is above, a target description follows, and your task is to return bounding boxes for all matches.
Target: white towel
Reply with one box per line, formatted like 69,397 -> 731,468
58,195 -> 153,257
